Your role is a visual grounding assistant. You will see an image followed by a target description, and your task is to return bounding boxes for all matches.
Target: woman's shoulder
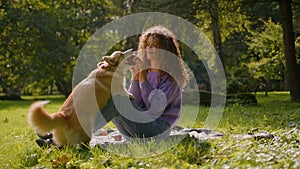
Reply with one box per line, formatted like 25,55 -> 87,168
160,73 -> 180,87
147,71 -> 178,85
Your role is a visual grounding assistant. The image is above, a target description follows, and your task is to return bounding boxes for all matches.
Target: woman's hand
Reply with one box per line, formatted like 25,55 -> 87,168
129,64 -> 139,80
129,57 -> 148,82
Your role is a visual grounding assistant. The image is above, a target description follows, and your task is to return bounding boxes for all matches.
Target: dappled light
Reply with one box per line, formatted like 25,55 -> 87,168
1,0 -> 300,168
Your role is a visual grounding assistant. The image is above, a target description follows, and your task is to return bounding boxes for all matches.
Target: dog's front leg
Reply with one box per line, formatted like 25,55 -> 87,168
128,92 -> 135,101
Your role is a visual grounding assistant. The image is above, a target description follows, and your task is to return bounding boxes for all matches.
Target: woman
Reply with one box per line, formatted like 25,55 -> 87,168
108,25 -> 189,138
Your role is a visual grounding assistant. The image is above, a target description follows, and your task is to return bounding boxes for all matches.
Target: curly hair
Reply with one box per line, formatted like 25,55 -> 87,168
137,26 -> 189,88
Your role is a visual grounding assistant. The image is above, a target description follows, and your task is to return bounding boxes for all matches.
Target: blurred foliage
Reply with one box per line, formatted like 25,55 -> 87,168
245,19 -> 285,81
0,0 -> 300,98
0,0 -> 120,97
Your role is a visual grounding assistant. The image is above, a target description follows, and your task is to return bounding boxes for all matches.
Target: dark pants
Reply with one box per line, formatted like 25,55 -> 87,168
94,95 -> 170,138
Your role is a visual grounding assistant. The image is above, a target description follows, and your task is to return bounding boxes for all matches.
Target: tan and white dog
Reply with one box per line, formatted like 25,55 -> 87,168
28,50 -> 134,146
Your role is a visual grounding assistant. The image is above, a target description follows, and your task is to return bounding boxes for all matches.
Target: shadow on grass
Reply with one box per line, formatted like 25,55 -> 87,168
21,135 -> 212,168
21,145 -> 92,168
174,135 -> 211,165
92,134 -> 211,165
0,95 -> 65,111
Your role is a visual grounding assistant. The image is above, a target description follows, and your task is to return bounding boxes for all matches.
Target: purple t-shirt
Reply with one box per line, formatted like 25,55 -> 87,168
128,72 -> 182,127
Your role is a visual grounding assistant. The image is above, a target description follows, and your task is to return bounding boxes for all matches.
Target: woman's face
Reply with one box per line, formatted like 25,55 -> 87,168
145,35 -> 160,61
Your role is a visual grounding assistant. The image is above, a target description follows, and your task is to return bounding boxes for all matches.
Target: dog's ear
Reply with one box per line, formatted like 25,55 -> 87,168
98,62 -> 115,72
97,61 -> 104,68
101,56 -> 109,61
103,55 -> 119,66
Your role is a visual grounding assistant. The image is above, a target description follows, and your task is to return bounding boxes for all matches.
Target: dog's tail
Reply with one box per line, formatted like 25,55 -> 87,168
28,100 -> 63,135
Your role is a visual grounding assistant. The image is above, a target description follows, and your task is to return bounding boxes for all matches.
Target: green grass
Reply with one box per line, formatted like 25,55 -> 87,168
0,92 -> 299,168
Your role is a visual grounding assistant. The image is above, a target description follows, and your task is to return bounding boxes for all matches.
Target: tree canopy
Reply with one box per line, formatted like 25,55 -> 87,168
1,0 -> 299,101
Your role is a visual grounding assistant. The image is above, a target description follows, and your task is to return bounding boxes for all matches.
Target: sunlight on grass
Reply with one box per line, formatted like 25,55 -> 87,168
218,91 -> 300,133
256,91 -> 291,103
177,105 -> 208,128
0,92 -> 299,168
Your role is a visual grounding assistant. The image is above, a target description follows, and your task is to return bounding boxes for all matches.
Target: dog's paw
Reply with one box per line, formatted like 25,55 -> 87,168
37,132 -> 53,140
128,93 -> 135,101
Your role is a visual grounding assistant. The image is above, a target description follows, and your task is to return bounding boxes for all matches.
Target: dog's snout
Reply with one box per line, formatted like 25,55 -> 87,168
123,49 -> 134,57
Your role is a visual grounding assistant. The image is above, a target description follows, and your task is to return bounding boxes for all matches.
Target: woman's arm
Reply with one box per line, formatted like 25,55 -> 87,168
128,80 -> 144,106
140,75 -> 181,110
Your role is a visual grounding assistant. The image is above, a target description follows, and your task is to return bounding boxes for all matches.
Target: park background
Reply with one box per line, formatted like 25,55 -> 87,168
0,0 -> 300,168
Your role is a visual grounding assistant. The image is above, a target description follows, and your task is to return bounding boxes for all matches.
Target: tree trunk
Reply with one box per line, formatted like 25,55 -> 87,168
209,0 -> 225,73
1,86 -> 22,100
279,0 -> 300,102
55,80 -> 71,98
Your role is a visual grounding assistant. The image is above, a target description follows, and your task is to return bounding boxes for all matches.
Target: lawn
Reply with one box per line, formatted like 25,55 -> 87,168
0,92 -> 299,168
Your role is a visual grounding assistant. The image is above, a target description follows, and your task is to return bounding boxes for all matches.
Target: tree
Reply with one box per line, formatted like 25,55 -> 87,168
244,19 -> 285,94
279,0 -> 300,102
209,0 -> 224,70
0,0 -> 33,99
0,0 -> 120,98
